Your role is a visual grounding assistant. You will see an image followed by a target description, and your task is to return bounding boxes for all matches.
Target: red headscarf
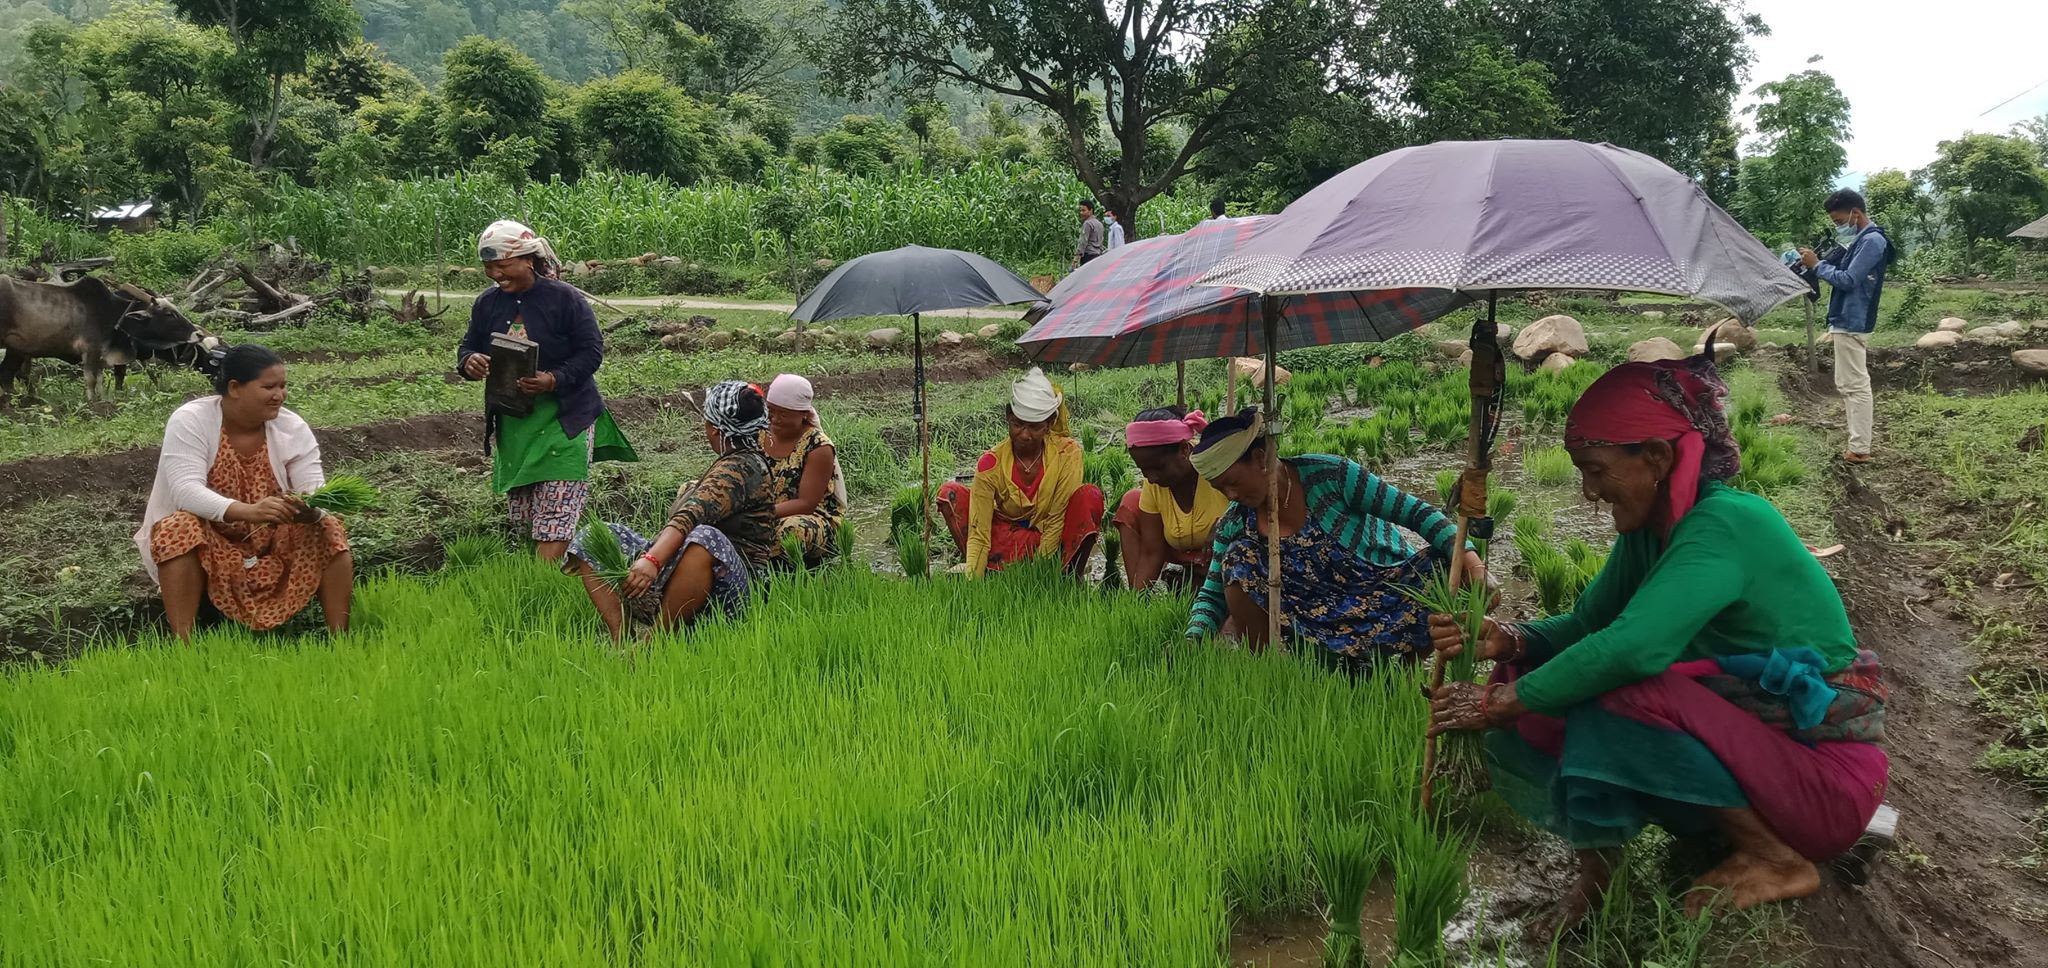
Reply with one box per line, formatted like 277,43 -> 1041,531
1563,350 -> 1740,537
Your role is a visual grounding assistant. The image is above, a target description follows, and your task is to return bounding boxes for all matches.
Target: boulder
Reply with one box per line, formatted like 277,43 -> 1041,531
1494,324 -> 1513,346
1695,321 -> 1757,354
1626,337 -> 1687,363
2015,349 -> 2048,377
1640,310 -> 1667,320
1938,317 -> 1968,332
938,330 -> 966,346
1703,342 -> 1738,365
1994,320 -> 2026,338
1538,353 -> 1575,373
1916,330 -> 1962,349
1436,340 -> 1469,361
1967,326 -> 2010,342
977,323 -> 1002,339
866,327 -> 903,349
700,329 -> 736,350
1232,356 -> 1293,386
1068,362 -> 1093,373
658,331 -> 698,352
1512,315 -> 1588,360
1456,348 -> 1473,368
775,328 -> 801,346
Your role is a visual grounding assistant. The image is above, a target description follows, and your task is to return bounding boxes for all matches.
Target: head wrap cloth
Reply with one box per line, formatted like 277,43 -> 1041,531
478,220 -> 561,276
766,373 -> 848,506
1008,368 -> 1070,436
1189,407 -> 1267,481
702,380 -> 768,452
1125,410 -> 1208,449
1564,351 -> 1740,535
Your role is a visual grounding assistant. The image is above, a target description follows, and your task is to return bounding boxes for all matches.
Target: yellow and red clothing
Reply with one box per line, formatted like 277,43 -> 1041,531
938,436 -> 1101,576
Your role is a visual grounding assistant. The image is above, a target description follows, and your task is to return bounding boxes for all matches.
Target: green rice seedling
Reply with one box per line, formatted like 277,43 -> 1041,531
1487,488 -> 1518,523
890,485 -> 927,544
1099,526 -> 1123,590
575,511 -> 633,588
1523,445 -> 1576,486
1391,816 -> 1469,957
1081,424 -> 1101,453
781,531 -> 807,571
836,517 -> 857,564
300,474 -> 380,514
893,522 -> 929,576
441,534 -> 505,571
1512,511 -> 1549,540
1309,817 -> 1386,968
1435,469 -> 1460,506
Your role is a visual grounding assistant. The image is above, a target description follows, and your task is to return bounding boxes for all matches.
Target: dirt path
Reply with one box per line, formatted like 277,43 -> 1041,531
1787,381 -> 2048,968
376,289 -> 1029,320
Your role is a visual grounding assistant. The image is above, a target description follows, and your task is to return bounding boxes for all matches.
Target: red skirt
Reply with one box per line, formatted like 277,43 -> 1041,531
937,481 -> 1104,572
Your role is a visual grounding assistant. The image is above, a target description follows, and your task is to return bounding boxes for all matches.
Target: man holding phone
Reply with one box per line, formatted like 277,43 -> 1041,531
1800,189 -> 1894,464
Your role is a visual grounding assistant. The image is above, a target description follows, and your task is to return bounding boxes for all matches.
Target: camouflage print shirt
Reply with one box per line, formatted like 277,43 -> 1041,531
667,450 -> 778,568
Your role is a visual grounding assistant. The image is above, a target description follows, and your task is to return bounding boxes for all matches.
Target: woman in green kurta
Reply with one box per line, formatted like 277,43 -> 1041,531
1428,353 -> 1888,939
456,220 -> 635,560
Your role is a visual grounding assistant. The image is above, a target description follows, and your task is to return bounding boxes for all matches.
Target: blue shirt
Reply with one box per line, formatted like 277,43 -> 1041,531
1814,225 -> 1889,334
458,277 -> 606,439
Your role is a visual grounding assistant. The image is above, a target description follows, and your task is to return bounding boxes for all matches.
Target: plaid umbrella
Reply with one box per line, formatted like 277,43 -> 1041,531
1019,216 -> 1468,366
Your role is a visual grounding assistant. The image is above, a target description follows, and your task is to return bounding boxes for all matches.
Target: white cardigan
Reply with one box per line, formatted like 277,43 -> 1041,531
134,396 -> 326,585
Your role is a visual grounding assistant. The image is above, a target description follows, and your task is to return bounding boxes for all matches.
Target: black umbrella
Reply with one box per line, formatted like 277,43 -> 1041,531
789,245 -> 1044,573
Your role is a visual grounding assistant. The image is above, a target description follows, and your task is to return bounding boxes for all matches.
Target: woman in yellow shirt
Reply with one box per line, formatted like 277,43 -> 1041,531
1111,406 -> 1226,589
936,368 -> 1104,577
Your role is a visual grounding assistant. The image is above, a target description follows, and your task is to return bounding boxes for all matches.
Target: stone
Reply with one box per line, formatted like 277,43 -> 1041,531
1456,348 -> 1473,368
1640,310 -> 1667,319
1436,340 -> 1469,361
1994,321 -> 2026,338
659,332 -> 697,351
2015,349 -> 2048,377
1626,337 -> 1687,363
775,328 -> 801,346
938,330 -> 965,346
1703,342 -> 1738,365
1538,353 -> 1575,373
1068,362 -> 1093,373
977,323 -> 1002,339
1232,356 -> 1292,386
1916,330 -> 1962,349
1967,326 -> 2009,342
1938,317 -> 1968,332
1511,314 -> 1589,360
700,329 -> 736,350
865,327 -> 902,349
1695,320 -> 1757,355
1494,324 -> 1514,345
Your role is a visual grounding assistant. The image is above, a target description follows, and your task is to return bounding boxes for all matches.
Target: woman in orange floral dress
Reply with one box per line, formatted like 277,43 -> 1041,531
135,345 -> 353,639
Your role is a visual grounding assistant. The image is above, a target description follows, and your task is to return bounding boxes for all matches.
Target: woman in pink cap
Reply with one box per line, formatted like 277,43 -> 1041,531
759,373 -> 846,566
1110,406 -> 1225,590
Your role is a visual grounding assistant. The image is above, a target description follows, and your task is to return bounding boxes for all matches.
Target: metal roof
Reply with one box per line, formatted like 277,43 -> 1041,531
92,201 -> 155,220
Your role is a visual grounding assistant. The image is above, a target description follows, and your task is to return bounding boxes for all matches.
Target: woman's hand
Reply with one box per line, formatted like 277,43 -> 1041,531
1429,682 -> 1493,736
517,370 -> 558,395
623,556 -> 660,598
462,353 -> 490,380
285,494 -> 319,524
231,496 -> 300,525
1427,614 -> 1515,662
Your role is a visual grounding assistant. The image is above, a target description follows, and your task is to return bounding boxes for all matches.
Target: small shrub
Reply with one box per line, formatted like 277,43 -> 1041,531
656,261 -> 750,296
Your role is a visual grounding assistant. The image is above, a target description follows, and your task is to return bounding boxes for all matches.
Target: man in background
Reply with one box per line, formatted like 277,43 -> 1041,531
1103,204 -> 1126,251
1799,189 -> 1894,464
1073,200 -> 1104,269
1208,197 -> 1229,220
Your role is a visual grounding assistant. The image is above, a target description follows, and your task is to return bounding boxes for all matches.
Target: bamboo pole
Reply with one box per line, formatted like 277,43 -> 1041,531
915,311 -> 931,577
1176,360 -> 1187,409
1421,294 -> 1500,813
1262,297 -> 1283,651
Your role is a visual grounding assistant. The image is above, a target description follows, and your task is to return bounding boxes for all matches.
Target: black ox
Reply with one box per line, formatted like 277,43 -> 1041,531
0,275 -> 221,403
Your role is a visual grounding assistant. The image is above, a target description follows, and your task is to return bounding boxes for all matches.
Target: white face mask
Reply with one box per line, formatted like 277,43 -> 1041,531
1835,222 -> 1860,245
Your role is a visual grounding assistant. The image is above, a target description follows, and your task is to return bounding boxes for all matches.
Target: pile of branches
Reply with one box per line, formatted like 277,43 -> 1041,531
176,240 -> 441,329
559,251 -> 680,278
6,241 -> 114,283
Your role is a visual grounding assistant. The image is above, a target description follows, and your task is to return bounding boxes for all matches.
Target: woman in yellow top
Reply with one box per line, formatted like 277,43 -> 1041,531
936,368 -> 1105,578
1111,406 -> 1227,589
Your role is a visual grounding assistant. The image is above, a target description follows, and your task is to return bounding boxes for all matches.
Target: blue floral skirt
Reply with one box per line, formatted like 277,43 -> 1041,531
1219,515 -> 1434,663
570,523 -> 751,624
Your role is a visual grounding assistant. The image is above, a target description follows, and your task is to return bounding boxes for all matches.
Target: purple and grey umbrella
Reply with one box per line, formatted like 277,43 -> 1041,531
1201,140 -> 1808,324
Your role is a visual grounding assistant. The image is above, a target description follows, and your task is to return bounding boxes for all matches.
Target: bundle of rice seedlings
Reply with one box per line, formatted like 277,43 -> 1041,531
889,486 -> 926,543
893,523 -> 928,577
300,475 -> 380,514
442,534 -> 505,571
1434,469 -> 1459,506
1392,817 -> 1469,957
835,518 -> 857,565
576,511 -> 633,589
780,531 -> 808,571
1098,527 -> 1123,591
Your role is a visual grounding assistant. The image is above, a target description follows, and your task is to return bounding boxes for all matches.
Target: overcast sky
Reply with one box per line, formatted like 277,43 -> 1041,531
1739,0 -> 2048,183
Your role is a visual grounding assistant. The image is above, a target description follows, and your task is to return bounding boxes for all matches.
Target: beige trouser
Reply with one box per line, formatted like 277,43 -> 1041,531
1832,331 -> 1873,454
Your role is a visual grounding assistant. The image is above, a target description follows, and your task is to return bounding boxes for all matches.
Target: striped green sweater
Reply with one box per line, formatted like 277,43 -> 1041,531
1186,454 -> 1460,637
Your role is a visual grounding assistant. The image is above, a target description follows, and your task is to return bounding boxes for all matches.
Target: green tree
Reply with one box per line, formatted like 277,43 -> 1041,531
1483,0 -> 1762,176
165,0 -> 358,168
574,69 -> 711,182
440,36 -> 551,163
308,41 -> 419,112
812,0 -> 1356,233
1734,67 -> 1851,240
816,114 -> 907,177
1921,132 -> 2048,272
1861,168 -> 1934,248
2017,114 -> 2048,168
635,0 -> 812,99
1697,117 -> 1742,210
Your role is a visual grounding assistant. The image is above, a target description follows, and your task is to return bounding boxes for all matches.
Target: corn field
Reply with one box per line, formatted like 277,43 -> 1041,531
0,549 -> 1467,965
252,164 -> 1210,270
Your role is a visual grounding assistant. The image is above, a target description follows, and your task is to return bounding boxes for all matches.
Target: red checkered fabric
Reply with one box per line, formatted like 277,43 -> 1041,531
1019,216 -> 1469,366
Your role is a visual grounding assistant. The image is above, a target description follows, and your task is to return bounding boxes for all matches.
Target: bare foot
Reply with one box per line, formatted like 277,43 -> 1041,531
1523,849 -> 1616,947
1684,852 -> 1820,917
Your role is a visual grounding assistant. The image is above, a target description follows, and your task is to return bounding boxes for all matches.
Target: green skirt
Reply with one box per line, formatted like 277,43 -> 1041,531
492,394 -> 638,494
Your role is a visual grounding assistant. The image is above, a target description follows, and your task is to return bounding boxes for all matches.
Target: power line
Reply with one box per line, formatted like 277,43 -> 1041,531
1979,75 -> 2048,118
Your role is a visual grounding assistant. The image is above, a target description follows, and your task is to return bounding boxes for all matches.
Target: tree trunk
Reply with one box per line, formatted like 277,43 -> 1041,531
250,73 -> 285,168
0,194 -> 9,265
